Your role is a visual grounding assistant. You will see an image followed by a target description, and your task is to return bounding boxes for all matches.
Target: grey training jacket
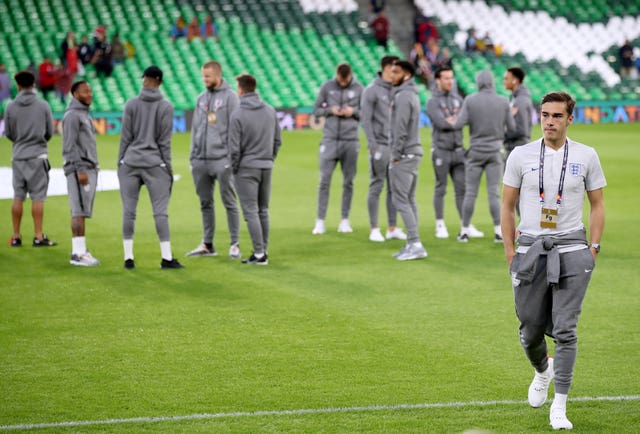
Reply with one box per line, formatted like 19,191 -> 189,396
4,90 -> 53,160
504,84 -> 534,147
118,87 -> 174,171
426,87 -> 464,151
62,97 -> 98,175
390,79 -> 423,160
229,93 -> 281,173
360,74 -> 393,151
313,77 -> 363,144
452,70 -> 515,153
190,79 -> 239,161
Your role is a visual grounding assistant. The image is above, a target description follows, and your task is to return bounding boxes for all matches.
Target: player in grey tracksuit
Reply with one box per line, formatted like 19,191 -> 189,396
312,63 -> 363,235
388,60 -> 427,260
188,61 -> 241,258
4,70 -> 56,247
360,55 -> 407,243
118,66 -> 183,269
450,70 -> 515,242
503,67 -> 534,162
228,74 -> 282,265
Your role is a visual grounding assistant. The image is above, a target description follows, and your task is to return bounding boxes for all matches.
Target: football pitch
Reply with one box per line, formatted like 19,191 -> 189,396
1,123 -> 639,432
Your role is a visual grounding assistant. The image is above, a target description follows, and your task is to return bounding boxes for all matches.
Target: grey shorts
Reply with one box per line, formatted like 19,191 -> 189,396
66,169 -> 98,217
12,158 -> 50,201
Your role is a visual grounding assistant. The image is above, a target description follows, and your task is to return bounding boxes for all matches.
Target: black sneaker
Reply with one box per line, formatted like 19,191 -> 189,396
241,253 -> 268,265
9,236 -> 22,247
494,233 -> 504,243
124,259 -> 136,270
456,233 -> 469,243
33,234 -> 57,247
161,258 -> 185,269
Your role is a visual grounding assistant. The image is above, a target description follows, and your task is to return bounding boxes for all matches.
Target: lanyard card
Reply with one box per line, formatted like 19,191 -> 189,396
540,207 -> 558,229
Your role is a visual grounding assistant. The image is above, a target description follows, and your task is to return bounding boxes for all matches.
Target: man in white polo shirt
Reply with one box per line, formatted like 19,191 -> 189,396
501,91 -> 606,431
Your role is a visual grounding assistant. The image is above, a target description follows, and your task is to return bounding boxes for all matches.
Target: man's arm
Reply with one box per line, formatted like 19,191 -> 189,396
157,103 -> 174,172
449,100 -> 468,129
62,114 -> 81,168
44,104 -> 54,141
312,82 -> 331,117
426,98 -> 456,131
501,185 -> 520,266
587,188 -> 605,261
118,102 -> 133,164
272,111 -> 282,159
359,87 -> 377,151
228,114 -> 241,173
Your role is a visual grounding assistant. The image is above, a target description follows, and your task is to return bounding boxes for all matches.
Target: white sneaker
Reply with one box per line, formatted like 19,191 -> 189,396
229,244 -> 241,259
186,243 -> 217,257
312,219 -> 326,235
550,406 -> 573,430
70,252 -> 100,267
386,227 -> 407,240
468,224 -> 485,238
337,219 -> 353,233
396,242 -> 428,261
369,228 -> 385,242
435,224 -> 449,238
529,357 -> 554,408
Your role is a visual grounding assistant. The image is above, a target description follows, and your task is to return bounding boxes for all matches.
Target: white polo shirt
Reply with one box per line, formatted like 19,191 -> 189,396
504,137 -> 607,241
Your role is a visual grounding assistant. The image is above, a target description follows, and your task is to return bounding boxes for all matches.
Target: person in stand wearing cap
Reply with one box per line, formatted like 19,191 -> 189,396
117,66 -> 184,270
4,70 -> 57,248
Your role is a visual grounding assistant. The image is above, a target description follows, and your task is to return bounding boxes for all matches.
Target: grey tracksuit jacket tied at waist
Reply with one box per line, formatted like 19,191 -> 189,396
313,78 -> 363,144
190,79 -> 239,161
390,79 -> 423,161
4,90 -> 53,160
360,75 -> 392,150
118,87 -> 173,170
62,97 -> 98,175
229,92 -> 282,172
426,88 -> 463,150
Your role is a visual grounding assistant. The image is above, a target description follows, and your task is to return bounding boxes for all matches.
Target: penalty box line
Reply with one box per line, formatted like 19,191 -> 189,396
1,395 -> 639,431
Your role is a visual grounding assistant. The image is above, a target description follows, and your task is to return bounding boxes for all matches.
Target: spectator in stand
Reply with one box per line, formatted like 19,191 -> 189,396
38,56 -> 57,99
26,60 -> 38,82
619,40 -> 634,78
187,17 -> 201,41
0,63 -> 11,104
124,39 -> 136,58
370,10 -> 389,49
78,36 -> 93,65
170,16 -> 187,41
410,42 -> 431,86
92,26 -> 113,77
436,47 -> 453,70
465,28 -> 478,53
370,0 -> 385,13
55,61 -> 73,104
111,33 -> 125,64
201,15 -> 220,41
60,31 -> 76,66
65,39 -> 79,78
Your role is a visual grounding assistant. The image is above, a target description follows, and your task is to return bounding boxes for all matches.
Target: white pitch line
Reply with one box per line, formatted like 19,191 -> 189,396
1,395 -> 638,431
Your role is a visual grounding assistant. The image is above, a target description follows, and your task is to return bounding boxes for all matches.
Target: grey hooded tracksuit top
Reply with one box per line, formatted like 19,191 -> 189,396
360,75 -> 392,150
390,79 -> 423,161
62,97 -> 98,176
426,87 -> 464,150
313,77 -> 363,147
4,89 -> 53,160
229,92 -> 281,172
118,87 -> 173,171
190,79 -> 239,161
504,84 -> 534,150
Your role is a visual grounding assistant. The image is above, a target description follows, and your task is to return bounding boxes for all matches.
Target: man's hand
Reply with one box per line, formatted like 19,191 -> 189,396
331,106 -> 343,116
77,172 -> 89,185
511,106 -> 519,116
340,106 -> 354,117
445,115 -> 457,125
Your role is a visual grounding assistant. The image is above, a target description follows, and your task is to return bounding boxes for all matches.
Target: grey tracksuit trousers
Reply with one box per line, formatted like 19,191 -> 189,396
462,149 -> 503,227
191,158 -> 240,246
432,147 -> 465,220
118,164 -> 172,242
368,146 -> 396,228
389,155 -> 422,243
317,141 -> 359,220
235,168 -> 271,254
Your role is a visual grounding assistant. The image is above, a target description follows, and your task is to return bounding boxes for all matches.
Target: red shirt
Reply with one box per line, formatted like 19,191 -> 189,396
39,62 -> 56,87
371,15 -> 389,40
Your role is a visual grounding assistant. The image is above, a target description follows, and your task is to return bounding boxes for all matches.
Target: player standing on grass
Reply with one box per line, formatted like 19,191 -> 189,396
118,66 -> 183,270
228,74 -> 281,265
186,61 -> 242,259
4,70 -> 57,248
501,91 -> 606,430
62,81 -> 100,266
503,66 -> 534,163
360,55 -> 408,243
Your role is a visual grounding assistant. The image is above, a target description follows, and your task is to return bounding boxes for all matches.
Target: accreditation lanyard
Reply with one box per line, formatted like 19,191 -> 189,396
538,139 -> 569,205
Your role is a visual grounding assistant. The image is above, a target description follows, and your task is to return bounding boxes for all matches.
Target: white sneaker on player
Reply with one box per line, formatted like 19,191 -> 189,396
468,224 -> 485,238
435,224 -> 449,238
529,357 -> 554,408
70,251 -> 100,267
229,244 -> 241,259
337,219 -> 353,233
186,243 -> 217,257
396,242 -> 428,261
312,219 -> 326,235
386,227 -> 407,240
369,228 -> 385,242
550,406 -> 573,430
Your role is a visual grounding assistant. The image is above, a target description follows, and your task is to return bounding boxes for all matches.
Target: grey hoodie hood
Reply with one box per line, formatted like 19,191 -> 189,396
139,87 -> 164,102
67,97 -> 89,113
476,70 -> 495,92
14,89 -> 39,106
4,89 -> 53,160
239,92 -> 266,110
513,84 -> 531,100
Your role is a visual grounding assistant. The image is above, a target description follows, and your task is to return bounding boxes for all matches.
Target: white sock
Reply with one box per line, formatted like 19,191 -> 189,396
160,241 -> 172,260
552,393 -> 568,409
72,236 -> 87,255
254,252 -> 264,259
123,239 -> 134,260
460,226 -> 470,235
494,225 -> 502,235
436,219 -> 445,227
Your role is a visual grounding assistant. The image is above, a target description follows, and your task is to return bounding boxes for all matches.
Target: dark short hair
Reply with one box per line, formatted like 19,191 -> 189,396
507,67 -> 525,83
336,63 -> 352,79
541,91 -> 576,115
434,66 -> 453,79
71,80 -> 89,95
380,55 -> 399,70
236,73 -> 257,93
392,60 -> 415,77
14,70 -> 35,87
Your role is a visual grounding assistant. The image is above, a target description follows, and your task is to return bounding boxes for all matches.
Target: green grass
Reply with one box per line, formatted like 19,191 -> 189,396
1,124 -> 639,433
